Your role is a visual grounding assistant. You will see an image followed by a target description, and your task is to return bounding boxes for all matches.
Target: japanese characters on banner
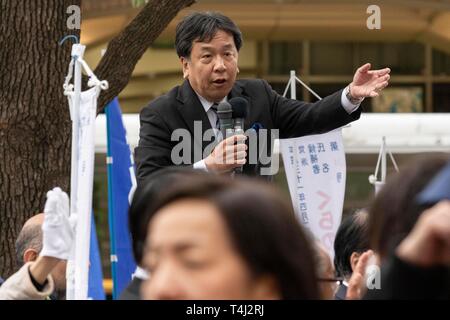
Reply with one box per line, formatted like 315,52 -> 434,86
279,129 -> 346,260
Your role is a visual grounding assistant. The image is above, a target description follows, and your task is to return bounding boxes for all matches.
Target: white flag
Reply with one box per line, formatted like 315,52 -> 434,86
67,86 -> 100,299
280,129 -> 346,260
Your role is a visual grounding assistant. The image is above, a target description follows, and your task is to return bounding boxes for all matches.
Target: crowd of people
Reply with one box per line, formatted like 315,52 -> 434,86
1,155 -> 449,300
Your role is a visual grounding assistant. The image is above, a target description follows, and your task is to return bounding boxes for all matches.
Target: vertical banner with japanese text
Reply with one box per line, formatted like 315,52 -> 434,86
67,86 -> 99,299
280,129 -> 346,259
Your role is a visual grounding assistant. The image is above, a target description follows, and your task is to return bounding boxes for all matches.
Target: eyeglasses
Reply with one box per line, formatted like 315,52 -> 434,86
317,277 -> 344,294
317,277 -> 344,284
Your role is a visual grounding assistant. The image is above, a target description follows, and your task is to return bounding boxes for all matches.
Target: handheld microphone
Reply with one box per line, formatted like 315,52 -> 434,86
230,97 -> 249,174
217,101 -> 233,140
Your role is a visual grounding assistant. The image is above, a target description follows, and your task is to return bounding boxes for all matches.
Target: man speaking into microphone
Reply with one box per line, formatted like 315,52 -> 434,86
135,11 -> 390,182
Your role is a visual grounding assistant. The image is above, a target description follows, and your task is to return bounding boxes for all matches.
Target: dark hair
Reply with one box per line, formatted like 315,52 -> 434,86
129,168 -> 207,264
175,11 -> 243,58
143,174 -> 319,299
333,209 -> 369,278
369,155 -> 448,260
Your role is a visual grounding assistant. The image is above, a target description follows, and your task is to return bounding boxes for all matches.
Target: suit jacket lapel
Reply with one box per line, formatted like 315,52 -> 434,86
176,80 -> 253,161
176,80 -> 212,132
176,80 -> 213,157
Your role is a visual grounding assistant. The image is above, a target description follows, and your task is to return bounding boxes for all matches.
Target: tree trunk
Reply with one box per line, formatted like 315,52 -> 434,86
95,0 -> 196,113
0,0 -> 80,277
0,0 -> 194,278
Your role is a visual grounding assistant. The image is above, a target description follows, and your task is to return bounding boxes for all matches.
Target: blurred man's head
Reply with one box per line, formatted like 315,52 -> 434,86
15,213 -> 67,299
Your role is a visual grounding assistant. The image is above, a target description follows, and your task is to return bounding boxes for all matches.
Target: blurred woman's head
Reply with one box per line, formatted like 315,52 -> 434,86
129,167 -> 204,265
369,155 -> 448,261
139,174 -> 319,300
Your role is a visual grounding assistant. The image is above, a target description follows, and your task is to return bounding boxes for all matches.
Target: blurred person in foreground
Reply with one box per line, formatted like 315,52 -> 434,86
120,168 -> 205,299
347,201 -> 450,300
346,156 -> 450,299
314,242 -> 339,300
139,173 -> 320,299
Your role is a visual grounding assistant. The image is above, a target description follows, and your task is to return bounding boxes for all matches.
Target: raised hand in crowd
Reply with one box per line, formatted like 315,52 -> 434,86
396,200 -> 450,268
345,250 -> 377,300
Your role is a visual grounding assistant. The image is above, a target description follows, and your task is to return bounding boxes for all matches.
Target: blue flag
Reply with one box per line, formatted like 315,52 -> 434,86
105,98 -> 137,299
88,213 -> 106,300
417,160 -> 450,205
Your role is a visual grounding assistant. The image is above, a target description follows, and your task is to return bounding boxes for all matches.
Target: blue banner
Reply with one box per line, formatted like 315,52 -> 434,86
88,213 -> 106,300
105,98 -> 137,299
417,160 -> 450,205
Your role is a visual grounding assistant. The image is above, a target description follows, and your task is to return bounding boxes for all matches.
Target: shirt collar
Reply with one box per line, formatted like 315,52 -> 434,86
195,92 -> 227,113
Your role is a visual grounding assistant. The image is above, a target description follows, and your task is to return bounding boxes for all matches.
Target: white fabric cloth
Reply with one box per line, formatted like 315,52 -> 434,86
0,263 -> 54,300
279,129 -> 346,259
67,86 -> 101,300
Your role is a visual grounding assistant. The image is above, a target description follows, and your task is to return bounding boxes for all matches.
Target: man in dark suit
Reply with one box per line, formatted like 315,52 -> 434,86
135,11 -> 390,182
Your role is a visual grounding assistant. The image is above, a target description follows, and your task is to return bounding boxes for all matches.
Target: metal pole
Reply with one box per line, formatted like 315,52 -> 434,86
66,44 -> 85,300
70,45 -> 83,229
72,44 -> 88,300
290,70 -> 296,100
105,106 -> 119,299
381,136 -> 387,183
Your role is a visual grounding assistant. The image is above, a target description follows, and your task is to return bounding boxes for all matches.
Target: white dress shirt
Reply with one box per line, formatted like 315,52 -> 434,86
193,94 -> 227,171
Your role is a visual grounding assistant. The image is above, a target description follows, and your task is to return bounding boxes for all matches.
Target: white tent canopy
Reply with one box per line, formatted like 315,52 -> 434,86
94,113 -> 450,155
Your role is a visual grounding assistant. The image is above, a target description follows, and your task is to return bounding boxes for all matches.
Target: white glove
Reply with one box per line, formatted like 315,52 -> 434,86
40,187 -> 75,260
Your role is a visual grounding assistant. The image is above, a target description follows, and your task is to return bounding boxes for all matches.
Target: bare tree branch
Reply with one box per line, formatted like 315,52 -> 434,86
94,0 -> 196,114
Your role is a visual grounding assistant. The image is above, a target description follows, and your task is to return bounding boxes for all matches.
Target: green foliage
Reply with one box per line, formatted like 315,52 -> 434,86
132,0 -> 149,8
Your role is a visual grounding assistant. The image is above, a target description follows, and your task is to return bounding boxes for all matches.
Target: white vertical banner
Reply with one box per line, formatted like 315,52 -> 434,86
67,87 -> 100,299
279,129 -> 346,260
63,42 -> 108,299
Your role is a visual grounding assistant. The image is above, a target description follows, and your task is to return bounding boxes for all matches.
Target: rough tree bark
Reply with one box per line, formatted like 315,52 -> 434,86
0,0 -> 194,278
95,0 -> 195,114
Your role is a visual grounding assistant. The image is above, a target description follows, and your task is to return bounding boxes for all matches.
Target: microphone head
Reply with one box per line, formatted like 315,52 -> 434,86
230,97 -> 248,119
217,101 -> 232,119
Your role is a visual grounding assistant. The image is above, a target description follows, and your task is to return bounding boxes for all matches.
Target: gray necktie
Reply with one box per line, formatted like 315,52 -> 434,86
210,103 -> 220,129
